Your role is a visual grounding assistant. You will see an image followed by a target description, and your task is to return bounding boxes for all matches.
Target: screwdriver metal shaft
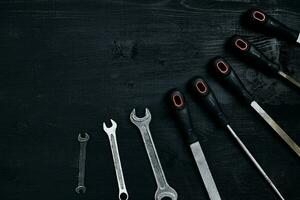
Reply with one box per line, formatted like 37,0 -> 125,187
226,125 -> 285,200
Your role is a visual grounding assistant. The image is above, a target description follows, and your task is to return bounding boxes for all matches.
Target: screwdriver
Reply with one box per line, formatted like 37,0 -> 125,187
228,34 -> 300,89
189,77 -> 285,200
169,89 -> 222,200
209,56 -> 300,157
242,8 -> 300,44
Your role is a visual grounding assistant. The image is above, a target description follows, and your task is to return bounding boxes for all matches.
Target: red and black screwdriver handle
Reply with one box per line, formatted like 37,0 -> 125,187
228,35 -> 280,75
169,89 -> 198,144
189,77 -> 228,128
209,57 -> 254,105
243,8 -> 299,43
209,56 -> 253,104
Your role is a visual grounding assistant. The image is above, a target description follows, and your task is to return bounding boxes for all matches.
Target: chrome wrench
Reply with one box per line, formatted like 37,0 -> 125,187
103,119 -> 129,200
130,108 -> 178,200
75,133 -> 89,194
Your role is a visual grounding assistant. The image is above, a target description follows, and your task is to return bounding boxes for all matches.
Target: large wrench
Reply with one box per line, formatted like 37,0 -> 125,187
130,108 -> 178,200
103,119 -> 129,200
75,133 -> 89,194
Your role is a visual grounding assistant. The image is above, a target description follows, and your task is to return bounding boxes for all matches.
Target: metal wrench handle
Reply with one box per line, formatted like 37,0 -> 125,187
108,133 -> 128,198
75,133 -> 89,194
139,124 -> 168,188
103,120 -> 129,200
130,108 -> 178,200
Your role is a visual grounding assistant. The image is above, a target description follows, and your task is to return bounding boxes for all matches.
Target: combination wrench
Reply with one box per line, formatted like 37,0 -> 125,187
103,119 -> 129,200
130,108 -> 178,200
75,133 -> 89,194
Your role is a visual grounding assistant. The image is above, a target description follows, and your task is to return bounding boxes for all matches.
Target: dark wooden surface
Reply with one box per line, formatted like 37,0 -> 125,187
1,1 -> 300,200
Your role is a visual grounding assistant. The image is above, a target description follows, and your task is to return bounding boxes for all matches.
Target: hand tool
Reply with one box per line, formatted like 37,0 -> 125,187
130,108 -> 178,200
103,119 -> 129,200
228,35 -> 300,89
242,8 -> 300,44
209,56 -> 300,157
190,77 -> 285,200
75,133 -> 89,194
169,89 -> 222,200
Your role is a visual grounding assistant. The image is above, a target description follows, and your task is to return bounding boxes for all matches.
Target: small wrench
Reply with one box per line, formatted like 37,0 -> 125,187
130,108 -> 178,200
75,133 -> 89,194
103,119 -> 129,200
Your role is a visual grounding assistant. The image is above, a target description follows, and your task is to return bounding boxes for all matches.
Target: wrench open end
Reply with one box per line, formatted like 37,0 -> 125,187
130,108 -> 151,124
78,133 -> 90,142
103,119 -> 117,134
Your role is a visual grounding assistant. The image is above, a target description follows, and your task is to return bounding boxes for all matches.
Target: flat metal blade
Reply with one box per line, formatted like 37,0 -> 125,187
278,71 -> 300,89
251,101 -> 300,157
190,141 -> 222,200
297,33 -> 300,44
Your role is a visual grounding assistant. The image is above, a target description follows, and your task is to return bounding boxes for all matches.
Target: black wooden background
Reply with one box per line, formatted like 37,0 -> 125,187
1,0 -> 300,200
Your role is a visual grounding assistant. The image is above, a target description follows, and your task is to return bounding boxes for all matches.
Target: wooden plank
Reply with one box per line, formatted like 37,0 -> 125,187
1,1 -> 299,199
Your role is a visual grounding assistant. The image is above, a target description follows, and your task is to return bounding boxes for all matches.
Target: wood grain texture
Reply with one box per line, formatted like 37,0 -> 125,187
0,0 -> 299,200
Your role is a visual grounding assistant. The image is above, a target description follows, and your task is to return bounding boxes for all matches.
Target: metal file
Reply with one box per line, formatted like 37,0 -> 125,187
169,89 -> 221,200
278,71 -> 300,89
190,142 -> 222,200
251,101 -> 300,156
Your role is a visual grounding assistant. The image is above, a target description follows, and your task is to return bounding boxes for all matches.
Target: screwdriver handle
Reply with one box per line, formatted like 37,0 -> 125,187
169,89 -> 198,144
243,8 -> 299,43
209,56 -> 254,104
190,77 -> 228,127
228,35 -> 280,75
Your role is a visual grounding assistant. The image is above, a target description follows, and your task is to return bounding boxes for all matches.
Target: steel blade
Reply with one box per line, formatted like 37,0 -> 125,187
297,33 -> 300,44
278,71 -> 300,89
190,141 -> 221,200
226,125 -> 285,200
251,101 -> 300,157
